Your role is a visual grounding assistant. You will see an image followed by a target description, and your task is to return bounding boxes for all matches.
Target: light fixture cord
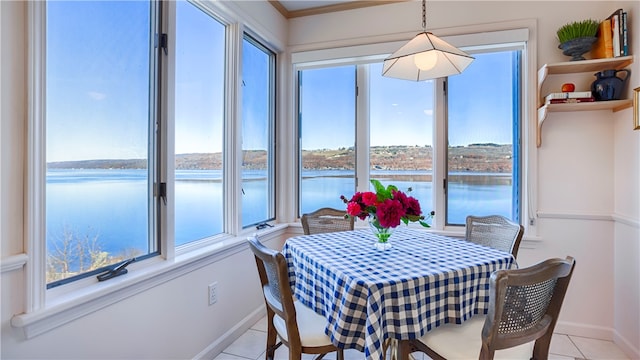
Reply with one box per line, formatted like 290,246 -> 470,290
421,0 -> 426,31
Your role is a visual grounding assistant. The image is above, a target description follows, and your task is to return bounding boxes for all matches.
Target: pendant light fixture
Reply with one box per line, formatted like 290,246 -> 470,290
382,0 -> 474,81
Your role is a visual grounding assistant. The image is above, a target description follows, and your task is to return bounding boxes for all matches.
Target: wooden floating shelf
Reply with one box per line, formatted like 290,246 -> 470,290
539,56 -> 633,78
536,56 -> 634,147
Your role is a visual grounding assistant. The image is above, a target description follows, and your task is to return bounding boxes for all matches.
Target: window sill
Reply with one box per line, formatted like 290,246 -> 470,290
11,224 -> 288,339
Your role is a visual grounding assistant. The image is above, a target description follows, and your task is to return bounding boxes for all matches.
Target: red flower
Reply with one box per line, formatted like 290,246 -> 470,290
392,189 -> 408,205
346,202 -> 362,217
348,192 -> 364,204
362,192 -> 378,207
404,196 -> 422,217
376,199 -> 405,228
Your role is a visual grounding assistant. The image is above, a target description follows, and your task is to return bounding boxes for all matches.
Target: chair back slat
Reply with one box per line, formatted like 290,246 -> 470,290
263,254 -> 283,306
247,236 -> 294,321
301,207 -> 354,235
466,215 -> 524,258
498,278 -> 556,334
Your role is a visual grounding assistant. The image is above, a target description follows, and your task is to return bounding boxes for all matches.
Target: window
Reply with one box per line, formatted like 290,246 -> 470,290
241,35 -> 276,227
296,34 -> 525,229
46,0 -> 159,286
174,2 -> 226,245
38,0 -> 278,288
446,50 -> 521,225
297,66 -> 356,215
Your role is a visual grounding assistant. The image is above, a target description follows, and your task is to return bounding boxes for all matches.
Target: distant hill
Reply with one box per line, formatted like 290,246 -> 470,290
47,144 -> 512,173
300,144 -> 512,172
47,159 -> 148,169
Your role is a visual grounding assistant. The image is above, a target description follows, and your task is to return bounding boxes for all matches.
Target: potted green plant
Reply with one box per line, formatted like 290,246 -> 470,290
556,19 -> 600,61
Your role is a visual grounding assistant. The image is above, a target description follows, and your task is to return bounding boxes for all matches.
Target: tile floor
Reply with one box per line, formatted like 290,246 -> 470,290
213,316 -> 631,360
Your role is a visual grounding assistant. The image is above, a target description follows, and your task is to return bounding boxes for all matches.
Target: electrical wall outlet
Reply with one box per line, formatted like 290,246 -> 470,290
208,282 -> 218,305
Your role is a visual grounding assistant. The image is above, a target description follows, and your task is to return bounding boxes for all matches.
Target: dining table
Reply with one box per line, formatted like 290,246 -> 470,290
282,227 -> 515,360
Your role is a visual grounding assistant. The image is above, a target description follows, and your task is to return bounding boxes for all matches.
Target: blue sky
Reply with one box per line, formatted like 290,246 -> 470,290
47,1 -> 151,162
46,1 -> 514,162
174,1 -> 225,155
300,51 -> 515,150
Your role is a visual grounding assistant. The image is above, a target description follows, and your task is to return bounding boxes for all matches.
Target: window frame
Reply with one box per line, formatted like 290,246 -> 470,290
43,0 -> 163,289
443,47 -> 524,227
296,65 -> 358,217
241,32 -> 277,229
292,25 -> 536,235
172,0 -> 229,248
20,0 -> 281,329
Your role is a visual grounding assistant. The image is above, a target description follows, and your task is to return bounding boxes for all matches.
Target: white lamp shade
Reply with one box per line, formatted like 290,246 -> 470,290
382,32 -> 475,81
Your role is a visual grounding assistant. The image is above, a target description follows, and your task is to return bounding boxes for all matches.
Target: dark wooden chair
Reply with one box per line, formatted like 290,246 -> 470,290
247,235 -> 344,360
466,215 -> 524,258
301,207 -> 354,235
398,256 -> 576,360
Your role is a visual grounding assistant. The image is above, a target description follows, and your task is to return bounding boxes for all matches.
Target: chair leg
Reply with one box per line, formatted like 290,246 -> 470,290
397,340 -> 412,360
289,346 -> 302,360
479,346 -> 495,360
265,313 -> 278,360
336,349 -> 345,360
532,333 -> 553,360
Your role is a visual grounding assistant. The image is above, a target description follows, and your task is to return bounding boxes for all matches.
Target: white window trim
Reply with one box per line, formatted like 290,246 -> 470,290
26,0 -> 47,314
291,20 -> 538,236
11,224 -> 287,339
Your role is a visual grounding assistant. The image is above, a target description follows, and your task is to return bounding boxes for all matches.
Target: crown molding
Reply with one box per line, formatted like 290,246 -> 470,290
269,0 -> 407,19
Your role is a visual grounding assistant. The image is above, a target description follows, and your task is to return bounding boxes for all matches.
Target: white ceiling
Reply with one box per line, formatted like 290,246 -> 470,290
277,0 -> 356,12
270,0 -> 406,18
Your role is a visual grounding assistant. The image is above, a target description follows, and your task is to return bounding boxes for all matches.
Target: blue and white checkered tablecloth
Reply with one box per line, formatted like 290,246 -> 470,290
283,227 -> 515,360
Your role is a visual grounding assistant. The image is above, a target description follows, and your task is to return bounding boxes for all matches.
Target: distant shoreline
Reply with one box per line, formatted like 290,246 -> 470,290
47,143 -> 512,173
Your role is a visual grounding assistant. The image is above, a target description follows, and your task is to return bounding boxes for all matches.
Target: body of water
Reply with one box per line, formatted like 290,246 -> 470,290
46,169 -> 513,257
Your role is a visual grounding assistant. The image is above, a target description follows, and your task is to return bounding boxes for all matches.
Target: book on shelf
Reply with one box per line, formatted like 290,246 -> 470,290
622,11 -> 628,56
547,97 -> 595,105
545,91 -> 593,102
606,8 -> 624,57
592,18 -> 613,58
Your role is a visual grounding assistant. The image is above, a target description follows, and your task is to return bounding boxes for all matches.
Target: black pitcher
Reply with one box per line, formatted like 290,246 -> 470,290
591,69 -> 631,101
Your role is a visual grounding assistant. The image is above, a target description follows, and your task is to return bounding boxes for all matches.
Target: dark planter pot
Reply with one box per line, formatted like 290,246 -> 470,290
558,37 -> 597,61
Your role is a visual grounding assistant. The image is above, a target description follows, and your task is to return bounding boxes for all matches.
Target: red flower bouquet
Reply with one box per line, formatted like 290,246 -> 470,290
341,179 -> 433,241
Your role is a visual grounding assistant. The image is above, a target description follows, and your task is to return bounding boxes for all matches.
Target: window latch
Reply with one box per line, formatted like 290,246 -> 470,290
159,33 -> 168,55
256,223 -> 273,230
159,182 -> 167,205
97,258 -> 136,282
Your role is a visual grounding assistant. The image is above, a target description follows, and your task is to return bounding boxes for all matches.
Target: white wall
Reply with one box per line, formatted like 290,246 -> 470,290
612,0 -> 640,353
1,1 -> 639,359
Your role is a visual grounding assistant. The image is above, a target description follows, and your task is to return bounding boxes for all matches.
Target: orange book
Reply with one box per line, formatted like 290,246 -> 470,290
592,19 -> 613,58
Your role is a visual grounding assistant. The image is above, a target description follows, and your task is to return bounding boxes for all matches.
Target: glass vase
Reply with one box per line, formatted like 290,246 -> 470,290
368,216 -> 394,250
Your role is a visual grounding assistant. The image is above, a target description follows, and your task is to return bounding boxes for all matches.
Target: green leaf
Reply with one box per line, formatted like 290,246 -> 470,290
371,179 -> 393,201
419,220 -> 431,228
370,179 -> 385,193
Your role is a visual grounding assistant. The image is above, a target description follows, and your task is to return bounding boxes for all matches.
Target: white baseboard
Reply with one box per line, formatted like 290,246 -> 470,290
554,320 -> 614,341
193,306 -> 266,360
556,321 -> 640,359
613,329 -> 640,360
